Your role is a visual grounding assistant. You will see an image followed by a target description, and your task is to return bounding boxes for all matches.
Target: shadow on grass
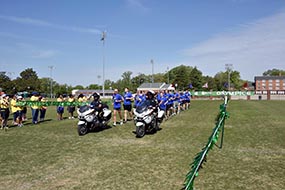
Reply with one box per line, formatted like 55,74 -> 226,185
38,119 -> 52,123
131,127 -> 162,137
88,125 -> 113,134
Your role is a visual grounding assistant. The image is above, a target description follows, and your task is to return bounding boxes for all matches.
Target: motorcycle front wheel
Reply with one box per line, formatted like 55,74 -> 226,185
136,124 -> 146,138
78,124 -> 88,136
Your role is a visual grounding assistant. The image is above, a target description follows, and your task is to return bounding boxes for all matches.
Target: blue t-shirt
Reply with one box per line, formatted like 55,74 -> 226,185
166,93 -> 174,105
113,94 -> 122,109
179,93 -> 185,103
174,92 -> 180,101
123,92 -> 133,105
156,93 -> 162,103
185,91 -> 191,101
134,94 -> 140,107
159,96 -> 168,110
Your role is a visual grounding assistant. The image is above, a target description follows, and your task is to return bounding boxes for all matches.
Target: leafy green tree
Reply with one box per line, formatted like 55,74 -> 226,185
163,65 -> 193,90
112,79 -> 123,92
87,84 -> 101,90
121,71 -> 132,88
153,73 -> 165,83
39,77 -> 51,95
172,65 -> 193,90
189,67 -> 203,90
203,76 -> 216,90
214,70 -> 242,90
0,72 -> 14,94
230,71 -> 243,90
130,73 -> 150,91
52,83 -> 73,96
214,72 -> 227,91
14,68 -> 40,93
164,70 -> 175,84
263,69 -> 285,76
73,85 -> 85,89
104,79 -> 114,90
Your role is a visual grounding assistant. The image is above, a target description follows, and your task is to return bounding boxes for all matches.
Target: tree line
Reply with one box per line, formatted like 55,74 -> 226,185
1,66 -> 284,95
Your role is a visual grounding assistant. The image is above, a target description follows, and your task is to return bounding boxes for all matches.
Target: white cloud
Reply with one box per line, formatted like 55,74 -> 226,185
0,15 -> 101,35
31,50 -> 58,58
125,0 -> 149,12
0,31 -> 23,39
182,11 -> 285,80
0,15 -> 52,26
15,42 -> 58,59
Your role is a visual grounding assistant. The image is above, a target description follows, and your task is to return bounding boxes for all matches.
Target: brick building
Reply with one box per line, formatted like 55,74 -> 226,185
254,76 -> 285,91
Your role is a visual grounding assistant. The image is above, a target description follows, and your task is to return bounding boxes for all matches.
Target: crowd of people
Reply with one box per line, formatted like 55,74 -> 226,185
0,93 -> 27,129
110,88 -> 192,126
0,88 -> 192,130
0,92 -> 79,129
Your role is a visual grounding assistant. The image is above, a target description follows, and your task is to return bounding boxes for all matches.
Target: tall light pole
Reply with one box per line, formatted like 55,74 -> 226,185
48,66 -> 54,98
101,31 -> 106,98
225,64 -> 233,91
167,66 -> 170,84
97,75 -> 101,87
151,59 -> 154,84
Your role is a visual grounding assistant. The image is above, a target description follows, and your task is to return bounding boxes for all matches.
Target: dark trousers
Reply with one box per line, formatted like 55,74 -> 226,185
40,109 -> 46,120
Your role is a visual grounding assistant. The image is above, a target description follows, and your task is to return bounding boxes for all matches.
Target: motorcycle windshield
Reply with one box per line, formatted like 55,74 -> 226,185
79,105 -> 90,113
136,100 -> 151,114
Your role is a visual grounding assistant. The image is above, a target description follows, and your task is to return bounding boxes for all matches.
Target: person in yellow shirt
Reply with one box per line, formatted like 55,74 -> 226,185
77,93 -> 88,107
77,93 -> 87,102
39,96 -> 47,122
67,94 -> 75,119
21,97 -> 28,121
56,94 -> 64,120
30,92 -> 39,124
10,95 -> 23,127
0,94 -> 10,129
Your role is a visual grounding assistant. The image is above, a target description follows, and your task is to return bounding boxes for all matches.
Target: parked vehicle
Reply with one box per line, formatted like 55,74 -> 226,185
77,105 -> 112,136
157,107 -> 165,128
133,100 -> 162,138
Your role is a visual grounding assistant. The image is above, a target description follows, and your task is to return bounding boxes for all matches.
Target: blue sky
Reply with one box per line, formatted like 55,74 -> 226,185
0,0 -> 285,86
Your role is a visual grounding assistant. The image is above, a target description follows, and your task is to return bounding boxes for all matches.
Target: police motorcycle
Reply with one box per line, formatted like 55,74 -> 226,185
156,107 -> 165,128
133,91 -> 162,138
77,93 -> 112,136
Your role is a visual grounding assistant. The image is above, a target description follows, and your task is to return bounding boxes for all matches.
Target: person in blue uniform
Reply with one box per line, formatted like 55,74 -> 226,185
112,89 -> 123,126
134,90 -> 142,108
123,88 -> 133,123
184,90 -> 191,109
158,91 -> 167,111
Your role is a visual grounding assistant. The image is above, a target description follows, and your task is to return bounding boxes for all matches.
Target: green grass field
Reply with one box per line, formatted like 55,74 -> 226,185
0,100 -> 284,190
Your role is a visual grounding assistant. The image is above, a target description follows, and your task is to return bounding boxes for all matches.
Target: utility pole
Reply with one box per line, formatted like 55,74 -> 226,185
151,59 -> 154,84
101,31 -> 106,98
225,64 -> 233,91
48,66 -> 54,98
167,66 -> 170,84
97,75 -> 101,87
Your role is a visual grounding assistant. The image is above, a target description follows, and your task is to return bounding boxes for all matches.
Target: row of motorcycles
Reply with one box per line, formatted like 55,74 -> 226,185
77,99 -> 165,138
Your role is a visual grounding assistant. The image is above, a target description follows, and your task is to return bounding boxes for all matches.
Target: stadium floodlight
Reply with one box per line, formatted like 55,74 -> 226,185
48,66 -> 54,98
151,59 -> 154,84
101,31 -> 106,98
225,64 -> 233,91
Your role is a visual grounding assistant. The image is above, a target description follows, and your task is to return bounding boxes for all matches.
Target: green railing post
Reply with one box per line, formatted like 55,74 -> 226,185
183,96 -> 230,190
